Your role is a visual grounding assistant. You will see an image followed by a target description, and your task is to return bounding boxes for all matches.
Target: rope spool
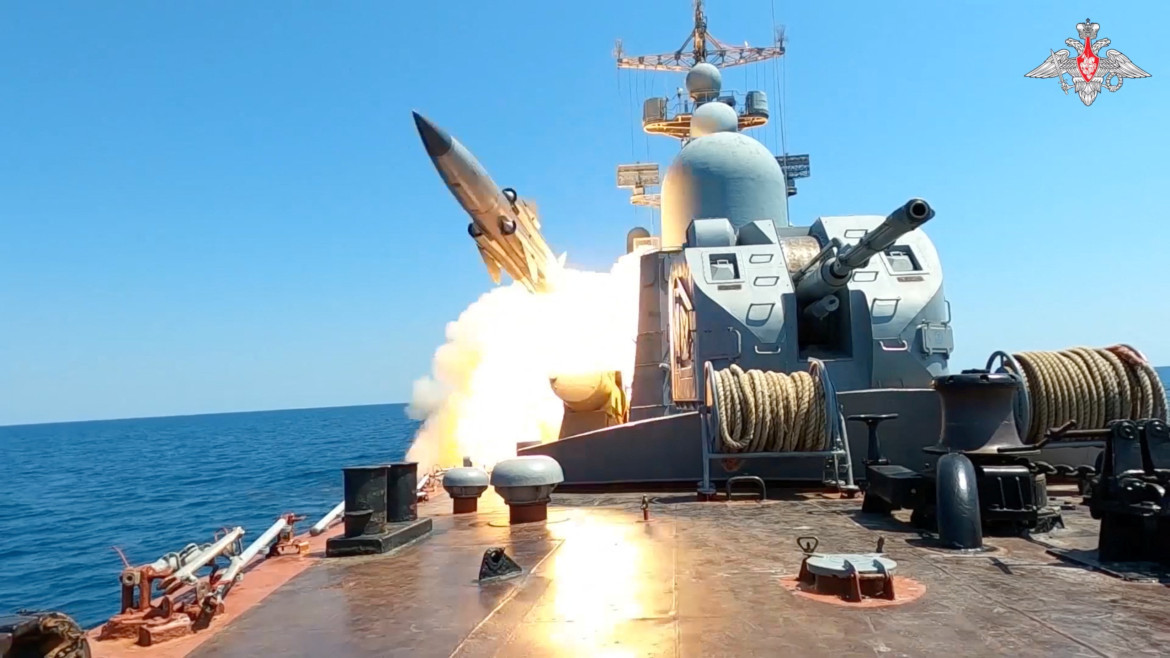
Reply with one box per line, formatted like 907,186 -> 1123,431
705,360 -> 838,454
986,344 -> 1168,444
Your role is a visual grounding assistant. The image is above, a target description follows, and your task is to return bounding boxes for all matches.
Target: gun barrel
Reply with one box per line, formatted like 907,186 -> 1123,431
796,198 -> 935,304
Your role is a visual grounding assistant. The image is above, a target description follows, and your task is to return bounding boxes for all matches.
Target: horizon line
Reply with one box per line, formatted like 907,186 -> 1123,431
0,401 -> 410,430
6,366 -> 1166,430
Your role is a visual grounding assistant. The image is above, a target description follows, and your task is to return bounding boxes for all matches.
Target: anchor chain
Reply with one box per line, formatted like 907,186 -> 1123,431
1011,457 -> 1098,480
1006,456 -> 1099,496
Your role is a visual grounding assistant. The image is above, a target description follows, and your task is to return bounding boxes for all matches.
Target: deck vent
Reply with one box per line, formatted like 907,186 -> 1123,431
443,467 -> 490,514
490,456 -> 565,524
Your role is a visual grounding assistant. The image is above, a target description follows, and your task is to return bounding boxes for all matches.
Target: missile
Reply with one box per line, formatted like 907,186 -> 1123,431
412,111 -> 560,294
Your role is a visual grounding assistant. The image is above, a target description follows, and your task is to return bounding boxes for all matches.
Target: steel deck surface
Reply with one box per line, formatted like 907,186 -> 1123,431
180,490 -> 1170,658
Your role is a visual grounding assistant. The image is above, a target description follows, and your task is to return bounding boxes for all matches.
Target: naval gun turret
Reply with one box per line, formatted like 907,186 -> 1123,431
794,198 -> 935,306
788,198 -> 947,389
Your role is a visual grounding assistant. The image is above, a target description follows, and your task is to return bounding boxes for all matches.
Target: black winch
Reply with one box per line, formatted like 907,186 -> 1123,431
855,369 -> 1062,550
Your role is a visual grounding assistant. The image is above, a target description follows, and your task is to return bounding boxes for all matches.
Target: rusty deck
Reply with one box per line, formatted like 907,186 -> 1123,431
96,488 -> 1170,657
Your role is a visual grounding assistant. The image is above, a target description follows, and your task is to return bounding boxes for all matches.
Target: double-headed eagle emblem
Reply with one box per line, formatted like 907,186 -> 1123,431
1025,19 -> 1150,106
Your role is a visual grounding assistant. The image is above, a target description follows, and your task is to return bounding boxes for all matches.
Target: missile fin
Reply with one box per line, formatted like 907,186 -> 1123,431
529,246 -> 539,280
477,245 -> 503,284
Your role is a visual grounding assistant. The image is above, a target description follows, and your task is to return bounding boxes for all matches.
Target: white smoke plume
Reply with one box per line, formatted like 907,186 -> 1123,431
405,250 -> 645,471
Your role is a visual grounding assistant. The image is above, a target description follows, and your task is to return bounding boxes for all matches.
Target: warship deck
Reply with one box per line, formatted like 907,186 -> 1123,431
116,486 -> 1166,658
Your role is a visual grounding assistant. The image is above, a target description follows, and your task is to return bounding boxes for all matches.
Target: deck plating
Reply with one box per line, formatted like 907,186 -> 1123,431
90,488 -> 1162,657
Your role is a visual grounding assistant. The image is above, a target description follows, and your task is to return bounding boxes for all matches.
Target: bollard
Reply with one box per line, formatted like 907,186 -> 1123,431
327,463 -> 433,558
342,466 -> 388,538
386,462 -> 419,523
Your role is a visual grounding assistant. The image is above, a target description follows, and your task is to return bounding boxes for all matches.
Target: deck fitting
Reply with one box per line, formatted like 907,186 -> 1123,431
784,535 -> 925,606
443,466 -> 489,515
478,547 -> 523,583
797,553 -> 898,602
325,518 -> 432,558
508,503 -> 548,524
452,497 -> 479,514
491,456 -> 564,525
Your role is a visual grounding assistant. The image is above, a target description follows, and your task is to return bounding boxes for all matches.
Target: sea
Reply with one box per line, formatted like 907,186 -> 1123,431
0,404 -> 416,629
3,370 -> 1169,629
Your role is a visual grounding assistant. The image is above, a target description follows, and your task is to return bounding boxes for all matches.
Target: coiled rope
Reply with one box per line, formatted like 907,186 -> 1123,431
707,362 -> 835,453
987,344 -> 1168,444
4,611 -> 90,658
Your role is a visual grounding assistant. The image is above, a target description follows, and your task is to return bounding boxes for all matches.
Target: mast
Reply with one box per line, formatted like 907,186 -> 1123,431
614,0 -> 785,71
614,1 -> 808,213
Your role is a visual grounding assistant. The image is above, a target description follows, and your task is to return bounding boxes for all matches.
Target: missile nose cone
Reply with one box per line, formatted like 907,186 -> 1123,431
412,111 -> 453,158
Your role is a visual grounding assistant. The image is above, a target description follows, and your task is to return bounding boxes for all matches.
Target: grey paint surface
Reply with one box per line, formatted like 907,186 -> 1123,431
660,132 -> 790,248
528,389 -> 945,486
557,63 -> 960,486
489,456 -> 565,487
441,467 -> 489,489
545,62 -> 1089,487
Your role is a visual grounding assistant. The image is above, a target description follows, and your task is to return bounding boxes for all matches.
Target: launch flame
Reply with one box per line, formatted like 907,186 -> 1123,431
405,250 -> 646,471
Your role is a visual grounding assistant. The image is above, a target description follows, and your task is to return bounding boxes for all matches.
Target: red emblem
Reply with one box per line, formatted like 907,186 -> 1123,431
1025,19 -> 1151,106
1076,39 -> 1098,81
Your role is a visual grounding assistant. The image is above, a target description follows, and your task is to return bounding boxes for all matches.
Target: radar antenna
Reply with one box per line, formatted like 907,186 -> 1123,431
614,1 -> 808,214
614,0 -> 785,71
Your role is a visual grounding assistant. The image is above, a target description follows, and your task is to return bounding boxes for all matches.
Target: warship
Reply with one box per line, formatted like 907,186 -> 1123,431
6,2 -> 1170,657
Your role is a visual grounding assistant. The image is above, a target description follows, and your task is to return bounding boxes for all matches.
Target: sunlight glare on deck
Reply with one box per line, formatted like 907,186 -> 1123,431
546,513 -> 650,653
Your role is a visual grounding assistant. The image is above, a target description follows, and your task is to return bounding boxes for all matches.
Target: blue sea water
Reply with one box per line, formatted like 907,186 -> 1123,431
0,404 -> 416,629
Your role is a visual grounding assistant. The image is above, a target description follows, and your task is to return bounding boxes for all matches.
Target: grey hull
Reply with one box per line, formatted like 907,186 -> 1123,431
524,388 -> 1101,489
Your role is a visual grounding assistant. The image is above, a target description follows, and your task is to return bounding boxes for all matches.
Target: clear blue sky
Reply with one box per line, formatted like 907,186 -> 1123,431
2,1 -> 1167,426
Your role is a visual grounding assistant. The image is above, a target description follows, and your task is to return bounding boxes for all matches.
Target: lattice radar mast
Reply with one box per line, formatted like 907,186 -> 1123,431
614,0 -> 807,214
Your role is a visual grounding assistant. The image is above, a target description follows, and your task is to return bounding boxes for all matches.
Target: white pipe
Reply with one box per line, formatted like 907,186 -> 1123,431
163,526 -> 244,592
220,517 -> 289,585
310,501 -> 345,536
148,543 -> 200,573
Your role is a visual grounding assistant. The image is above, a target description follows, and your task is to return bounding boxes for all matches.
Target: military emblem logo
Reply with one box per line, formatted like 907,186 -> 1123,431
1025,18 -> 1150,106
